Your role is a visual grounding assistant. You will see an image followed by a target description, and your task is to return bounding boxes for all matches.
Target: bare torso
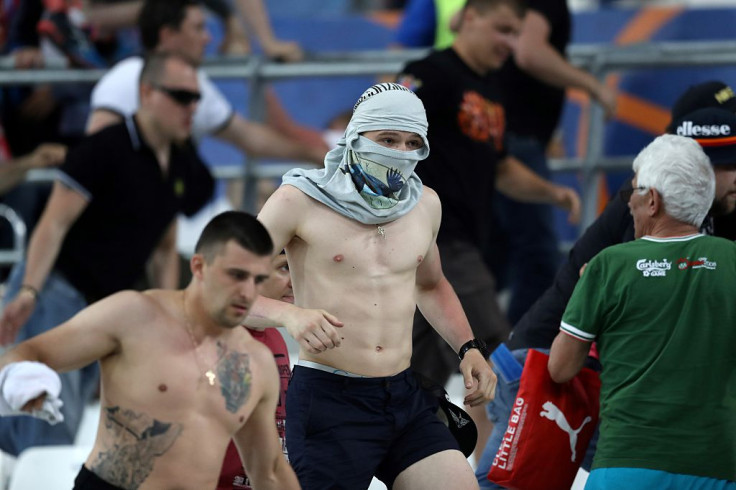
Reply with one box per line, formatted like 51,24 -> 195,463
274,185 -> 440,376
85,290 -> 268,489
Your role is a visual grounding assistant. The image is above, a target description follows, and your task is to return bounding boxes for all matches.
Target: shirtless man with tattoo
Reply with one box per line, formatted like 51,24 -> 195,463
0,211 -> 299,490
249,83 -> 495,490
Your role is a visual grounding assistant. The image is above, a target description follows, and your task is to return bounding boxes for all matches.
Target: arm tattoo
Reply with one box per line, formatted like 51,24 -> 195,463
217,341 -> 252,413
90,406 -> 183,490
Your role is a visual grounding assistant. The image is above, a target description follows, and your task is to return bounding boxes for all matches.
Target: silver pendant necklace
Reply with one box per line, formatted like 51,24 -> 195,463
377,225 -> 386,239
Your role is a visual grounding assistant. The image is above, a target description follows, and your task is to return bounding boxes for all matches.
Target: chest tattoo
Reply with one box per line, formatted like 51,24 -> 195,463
216,342 -> 252,413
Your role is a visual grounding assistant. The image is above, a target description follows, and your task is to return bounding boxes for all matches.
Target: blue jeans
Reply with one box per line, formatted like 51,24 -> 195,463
0,261 -> 99,455
489,134 -> 561,325
475,348 -> 598,489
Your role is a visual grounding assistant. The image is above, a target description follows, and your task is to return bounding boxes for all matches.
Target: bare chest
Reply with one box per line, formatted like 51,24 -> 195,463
294,210 -> 433,275
105,338 -> 257,433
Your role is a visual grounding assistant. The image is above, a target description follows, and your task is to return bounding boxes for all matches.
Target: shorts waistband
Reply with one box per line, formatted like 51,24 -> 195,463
293,362 -> 413,386
297,360 -> 368,378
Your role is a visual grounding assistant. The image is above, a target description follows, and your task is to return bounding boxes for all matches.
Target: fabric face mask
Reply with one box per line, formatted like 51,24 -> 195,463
344,136 -> 425,209
281,82 -> 429,225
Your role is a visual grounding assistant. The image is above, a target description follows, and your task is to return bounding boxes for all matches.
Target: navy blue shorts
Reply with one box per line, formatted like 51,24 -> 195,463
285,366 -> 460,489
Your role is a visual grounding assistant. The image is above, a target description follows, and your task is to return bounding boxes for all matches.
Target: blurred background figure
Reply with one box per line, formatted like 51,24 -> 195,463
0,52 -> 213,457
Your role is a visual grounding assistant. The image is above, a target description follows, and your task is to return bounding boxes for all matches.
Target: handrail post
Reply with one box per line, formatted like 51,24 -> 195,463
243,57 -> 267,214
0,204 -> 26,266
579,57 -> 609,233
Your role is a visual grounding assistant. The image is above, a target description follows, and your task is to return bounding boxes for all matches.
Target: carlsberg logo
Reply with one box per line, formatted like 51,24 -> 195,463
636,258 -> 671,277
677,121 -> 731,137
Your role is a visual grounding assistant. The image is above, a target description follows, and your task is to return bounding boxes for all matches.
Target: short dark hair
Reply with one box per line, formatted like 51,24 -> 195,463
463,0 -> 525,17
195,211 -> 274,262
139,51 -> 194,86
138,0 -> 201,51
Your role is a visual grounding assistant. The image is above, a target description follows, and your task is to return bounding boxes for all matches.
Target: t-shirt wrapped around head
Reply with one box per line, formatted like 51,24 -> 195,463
282,83 -> 429,225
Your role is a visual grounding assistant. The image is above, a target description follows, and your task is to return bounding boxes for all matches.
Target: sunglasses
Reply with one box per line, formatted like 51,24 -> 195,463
152,84 -> 201,106
619,185 -> 648,202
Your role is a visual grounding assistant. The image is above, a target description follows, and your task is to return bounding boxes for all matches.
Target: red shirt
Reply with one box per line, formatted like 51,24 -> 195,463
216,328 -> 291,489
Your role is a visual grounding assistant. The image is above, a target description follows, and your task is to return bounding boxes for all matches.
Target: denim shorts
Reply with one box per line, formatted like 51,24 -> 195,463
285,365 -> 460,489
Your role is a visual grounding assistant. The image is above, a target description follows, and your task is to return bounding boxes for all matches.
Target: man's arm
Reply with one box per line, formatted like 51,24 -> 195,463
232,346 -> 299,490
548,256 -> 603,382
0,182 -> 88,345
514,10 -> 617,117
0,293 -> 146,379
548,331 -> 590,383
0,144 -> 66,196
146,220 -> 179,290
249,185 -> 343,352
414,189 -> 495,406
232,0 -> 302,62
495,155 -> 581,223
215,114 -> 325,166
86,109 -> 124,135
0,292 -> 127,416
85,1 -> 142,32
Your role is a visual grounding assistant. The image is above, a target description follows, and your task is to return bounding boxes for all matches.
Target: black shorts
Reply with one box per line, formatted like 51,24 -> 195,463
73,465 -> 124,490
285,365 -> 460,489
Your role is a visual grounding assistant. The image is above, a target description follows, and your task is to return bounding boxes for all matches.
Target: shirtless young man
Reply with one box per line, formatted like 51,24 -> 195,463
0,212 -> 299,490
252,83 -> 494,490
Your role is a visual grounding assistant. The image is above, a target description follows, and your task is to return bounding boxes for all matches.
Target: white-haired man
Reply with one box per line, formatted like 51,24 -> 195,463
549,134 -> 736,489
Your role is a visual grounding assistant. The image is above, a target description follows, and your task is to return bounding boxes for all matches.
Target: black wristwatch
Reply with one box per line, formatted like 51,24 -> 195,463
458,338 -> 488,360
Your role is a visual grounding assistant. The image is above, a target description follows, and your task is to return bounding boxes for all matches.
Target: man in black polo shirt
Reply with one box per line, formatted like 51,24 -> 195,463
396,0 -> 581,457
0,52 -> 213,455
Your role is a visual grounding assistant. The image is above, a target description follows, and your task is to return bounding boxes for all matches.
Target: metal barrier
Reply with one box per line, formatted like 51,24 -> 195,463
0,204 -> 26,266
3,39 -> 736,259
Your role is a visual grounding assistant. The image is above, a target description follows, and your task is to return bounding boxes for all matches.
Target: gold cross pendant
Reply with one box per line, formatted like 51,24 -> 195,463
205,370 -> 217,386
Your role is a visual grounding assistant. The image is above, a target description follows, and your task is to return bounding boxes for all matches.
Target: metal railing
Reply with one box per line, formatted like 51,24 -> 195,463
3,39 -> 736,264
0,204 -> 26,266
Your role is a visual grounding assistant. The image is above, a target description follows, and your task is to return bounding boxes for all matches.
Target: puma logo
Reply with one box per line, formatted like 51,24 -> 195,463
540,401 -> 592,462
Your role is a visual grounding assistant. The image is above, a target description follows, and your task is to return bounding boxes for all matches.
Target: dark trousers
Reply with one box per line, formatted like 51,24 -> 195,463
488,132 -> 561,325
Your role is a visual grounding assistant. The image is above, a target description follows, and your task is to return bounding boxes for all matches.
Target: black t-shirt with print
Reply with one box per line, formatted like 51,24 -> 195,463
55,117 -> 214,302
498,0 -> 571,145
399,48 -> 507,246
